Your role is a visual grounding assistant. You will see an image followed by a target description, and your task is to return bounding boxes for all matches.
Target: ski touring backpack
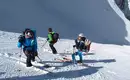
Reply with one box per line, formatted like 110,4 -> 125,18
84,39 -> 91,52
52,32 -> 59,43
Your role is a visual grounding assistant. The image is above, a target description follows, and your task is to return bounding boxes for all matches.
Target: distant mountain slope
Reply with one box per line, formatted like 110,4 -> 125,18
0,0 -> 129,45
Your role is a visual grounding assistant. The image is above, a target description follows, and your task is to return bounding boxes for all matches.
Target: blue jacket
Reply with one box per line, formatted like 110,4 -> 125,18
17,38 -> 36,51
18,29 -> 38,51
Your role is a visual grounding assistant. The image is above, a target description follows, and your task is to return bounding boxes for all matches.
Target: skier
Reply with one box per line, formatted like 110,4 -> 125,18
47,28 -> 59,54
17,28 -> 38,67
72,33 -> 91,64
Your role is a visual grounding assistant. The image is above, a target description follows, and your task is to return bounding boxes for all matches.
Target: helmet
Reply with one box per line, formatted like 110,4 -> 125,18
78,33 -> 84,37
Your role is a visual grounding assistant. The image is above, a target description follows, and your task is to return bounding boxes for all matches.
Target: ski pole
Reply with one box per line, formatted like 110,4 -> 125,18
17,48 -> 22,72
19,48 -> 22,62
73,46 -> 76,54
19,48 -> 22,58
36,55 -> 42,62
19,48 -> 22,57
41,40 -> 47,48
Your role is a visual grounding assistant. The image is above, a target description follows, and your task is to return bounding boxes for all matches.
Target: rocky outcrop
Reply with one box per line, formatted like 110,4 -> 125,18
115,0 -> 130,20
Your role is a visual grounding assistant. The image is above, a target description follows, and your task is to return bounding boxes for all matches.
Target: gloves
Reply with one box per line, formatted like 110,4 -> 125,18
18,35 -> 25,43
73,45 -> 76,48
47,38 -> 49,41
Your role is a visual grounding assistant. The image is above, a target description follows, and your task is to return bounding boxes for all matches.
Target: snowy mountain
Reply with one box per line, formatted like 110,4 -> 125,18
0,0 -> 130,80
0,0 -> 130,45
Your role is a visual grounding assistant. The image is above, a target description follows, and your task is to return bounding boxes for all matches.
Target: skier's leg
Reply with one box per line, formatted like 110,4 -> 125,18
49,43 -> 57,54
78,51 -> 83,63
31,51 -> 35,62
72,52 -> 77,63
34,51 -> 38,56
25,51 -> 32,67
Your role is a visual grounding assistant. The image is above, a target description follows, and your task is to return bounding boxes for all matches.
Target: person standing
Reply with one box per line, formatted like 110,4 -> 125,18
72,33 -> 91,64
17,29 -> 37,67
47,28 -> 59,54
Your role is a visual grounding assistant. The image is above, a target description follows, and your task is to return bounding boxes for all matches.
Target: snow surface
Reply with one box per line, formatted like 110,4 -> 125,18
0,30 -> 130,80
0,0 -> 130,45
0,0 -> 130,80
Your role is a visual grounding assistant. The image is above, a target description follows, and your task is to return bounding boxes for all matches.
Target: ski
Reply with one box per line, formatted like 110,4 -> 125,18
54,56 -> 72,62
55,56 -> 90,67
3,55 -> 55,73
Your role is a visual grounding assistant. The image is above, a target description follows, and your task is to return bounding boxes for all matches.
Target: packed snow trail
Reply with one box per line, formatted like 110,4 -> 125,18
0,30 -> 130,80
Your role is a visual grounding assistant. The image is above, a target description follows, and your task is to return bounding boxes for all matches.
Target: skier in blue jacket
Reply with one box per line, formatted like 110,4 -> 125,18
17,29 -> 37,67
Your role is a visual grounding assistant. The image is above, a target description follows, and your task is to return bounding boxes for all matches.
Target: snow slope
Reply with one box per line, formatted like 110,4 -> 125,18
0,0 -> 129,45
108,0 -> 130,43
0,0 -> 130,80
0,30 -> 130,80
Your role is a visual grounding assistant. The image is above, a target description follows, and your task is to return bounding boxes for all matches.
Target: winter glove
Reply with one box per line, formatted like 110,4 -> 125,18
73,45 -> 76,48
47,38 -> 48,40
18,35 -> 25,43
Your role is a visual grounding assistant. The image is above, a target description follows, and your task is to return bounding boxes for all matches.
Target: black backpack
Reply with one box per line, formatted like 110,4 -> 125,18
52,33 -> 59,43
